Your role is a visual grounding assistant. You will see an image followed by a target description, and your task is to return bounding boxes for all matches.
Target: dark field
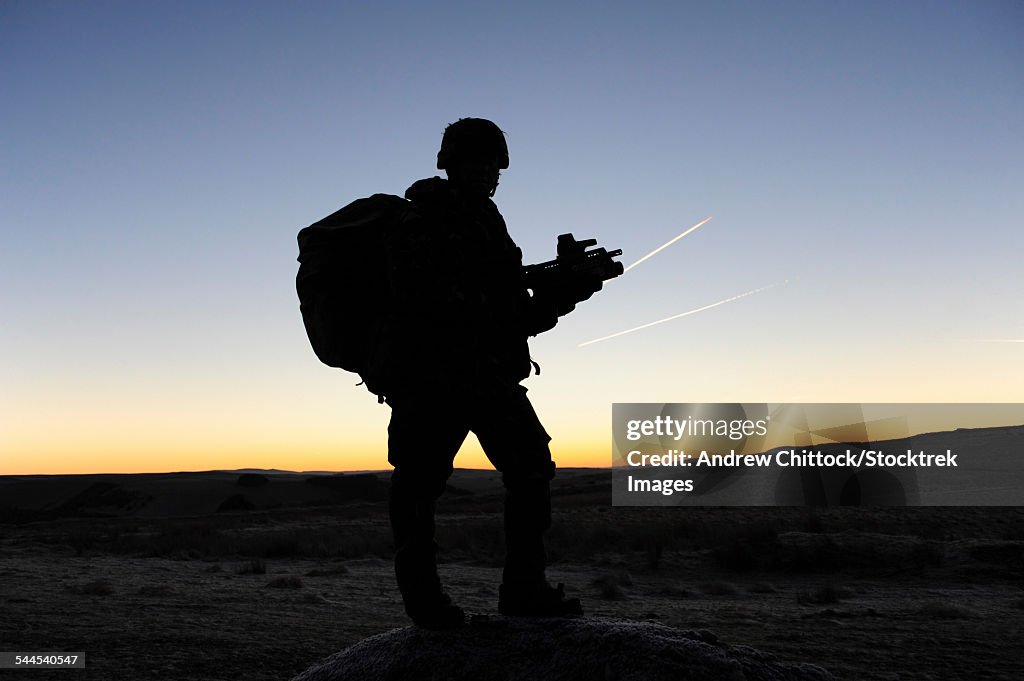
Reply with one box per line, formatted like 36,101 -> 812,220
1,470 -> 1022,680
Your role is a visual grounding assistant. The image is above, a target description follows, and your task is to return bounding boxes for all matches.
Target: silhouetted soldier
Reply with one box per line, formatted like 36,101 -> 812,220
365,118 -> 599,628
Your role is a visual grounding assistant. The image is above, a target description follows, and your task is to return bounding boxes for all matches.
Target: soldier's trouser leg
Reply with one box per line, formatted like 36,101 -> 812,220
501,469 -> 554,586
472,385 -> 555,588
389,472 -> 443,602
387,394 -> 469,611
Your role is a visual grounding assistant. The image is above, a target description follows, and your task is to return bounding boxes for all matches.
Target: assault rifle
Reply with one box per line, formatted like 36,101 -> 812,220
522,233 -> 624,292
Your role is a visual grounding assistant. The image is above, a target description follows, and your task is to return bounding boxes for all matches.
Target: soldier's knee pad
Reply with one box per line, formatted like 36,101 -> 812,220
502,460 -> 555,490
391,466 -> 450,501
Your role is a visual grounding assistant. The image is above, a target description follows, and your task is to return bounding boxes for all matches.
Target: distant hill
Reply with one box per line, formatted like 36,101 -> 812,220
0,468 -> 609,522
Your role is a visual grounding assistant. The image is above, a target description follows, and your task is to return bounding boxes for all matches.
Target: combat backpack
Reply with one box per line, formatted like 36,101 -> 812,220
296,193 -> 409,379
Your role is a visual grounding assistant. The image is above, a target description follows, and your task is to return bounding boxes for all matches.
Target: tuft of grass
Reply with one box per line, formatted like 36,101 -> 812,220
748,582 -> 777,594
700,581 -> 737,596
67,529 -> 99,556
60,516 -> 396,562
797,584 -> 851,605
237,559 -> 267,575
305,564 -> 350,577
917,601 -> 973,619
657,584 -> 692,598
802,509 -> 824,533
645,539 -> 663,570
999,521 -> 1024,541
908,541 -> 945,570
591,571 -> 632,600
266,575 -> 303,589
709,522 -> 779,572
69,579 -> 114,596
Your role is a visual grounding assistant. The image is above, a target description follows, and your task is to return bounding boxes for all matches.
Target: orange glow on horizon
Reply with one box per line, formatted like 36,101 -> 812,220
1,436 -> 613,476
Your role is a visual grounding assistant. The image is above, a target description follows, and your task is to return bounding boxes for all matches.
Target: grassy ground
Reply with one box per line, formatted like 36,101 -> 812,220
1,484 -> 1023,680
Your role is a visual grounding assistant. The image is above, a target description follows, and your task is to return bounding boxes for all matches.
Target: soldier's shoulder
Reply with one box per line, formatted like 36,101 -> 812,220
404,176 -> 452,205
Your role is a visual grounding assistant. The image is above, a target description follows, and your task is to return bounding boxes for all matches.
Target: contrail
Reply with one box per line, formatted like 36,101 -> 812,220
579,281 -> 787,347
980,339 -> 1024,343
624,216 -> 713,273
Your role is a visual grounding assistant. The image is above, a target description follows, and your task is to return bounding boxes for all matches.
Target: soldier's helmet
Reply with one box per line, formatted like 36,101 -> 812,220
437,118 -> 509,170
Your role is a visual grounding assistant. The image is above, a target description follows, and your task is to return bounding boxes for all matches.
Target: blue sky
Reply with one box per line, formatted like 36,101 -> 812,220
2,1 -> 1022,473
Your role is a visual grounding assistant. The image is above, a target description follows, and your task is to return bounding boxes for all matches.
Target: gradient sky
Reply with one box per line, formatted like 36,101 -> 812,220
3,1 -> 1022,474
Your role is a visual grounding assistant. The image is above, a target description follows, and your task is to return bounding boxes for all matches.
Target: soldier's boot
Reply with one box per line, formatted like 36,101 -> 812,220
404,591 -> 465,629
390,484 -> 465,629
498,475 -> 583,618
498,580 -> 583,617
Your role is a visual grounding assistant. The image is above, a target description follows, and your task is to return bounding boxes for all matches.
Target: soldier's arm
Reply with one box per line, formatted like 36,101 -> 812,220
522,291 -> 561,336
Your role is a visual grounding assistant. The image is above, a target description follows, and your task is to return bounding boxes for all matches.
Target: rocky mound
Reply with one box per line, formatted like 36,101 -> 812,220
290,617 -> 834,681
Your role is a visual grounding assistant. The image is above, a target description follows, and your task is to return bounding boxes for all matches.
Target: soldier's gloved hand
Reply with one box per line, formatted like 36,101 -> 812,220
556,298 -> 577,316
529,288 -> 574,324
568,271 -> 603,304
